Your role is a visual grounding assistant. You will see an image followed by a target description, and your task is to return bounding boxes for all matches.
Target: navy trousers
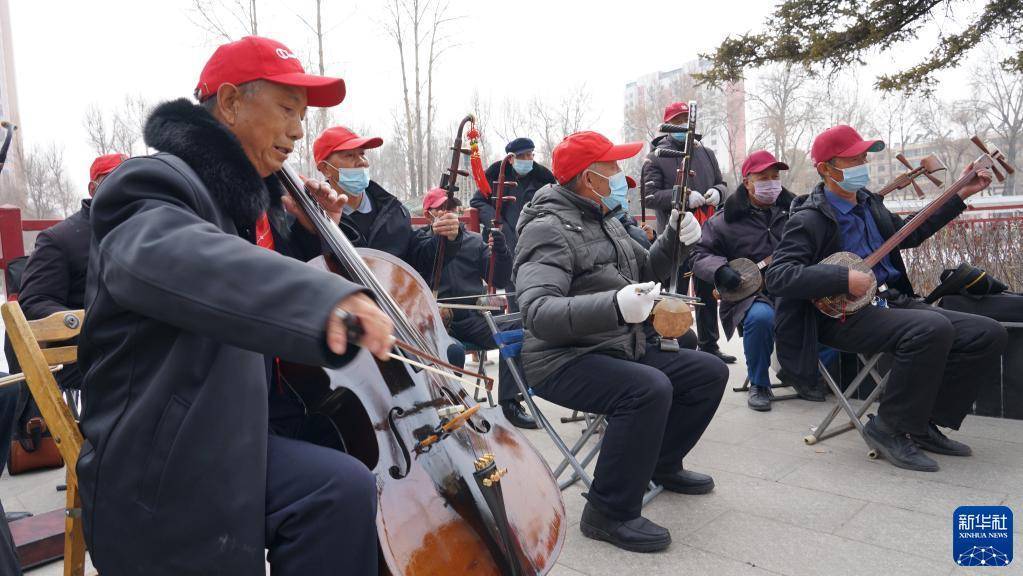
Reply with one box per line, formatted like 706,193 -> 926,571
265,434 -> 378,576
534,337 -> 728,521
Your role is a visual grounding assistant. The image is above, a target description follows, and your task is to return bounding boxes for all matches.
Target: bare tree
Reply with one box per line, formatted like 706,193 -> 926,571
972,46 -> 1023,196
21,144 -> 80,219
745,64 -> 819,192
82,95 -> 153,158
385,0 -> 459,200
190,0 -> 258,42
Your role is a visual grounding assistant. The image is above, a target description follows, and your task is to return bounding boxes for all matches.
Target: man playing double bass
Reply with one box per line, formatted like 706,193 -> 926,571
515,131 -> 728,553
766,125 -> 1006,472
78,36 -> 393,575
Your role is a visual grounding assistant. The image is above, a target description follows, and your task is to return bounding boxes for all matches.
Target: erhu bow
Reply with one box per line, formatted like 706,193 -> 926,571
649,100 -> 701,351
815,136 -> 1015,319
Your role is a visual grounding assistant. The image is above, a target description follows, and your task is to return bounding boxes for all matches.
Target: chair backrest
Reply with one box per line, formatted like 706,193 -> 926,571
1,302 -> 84,481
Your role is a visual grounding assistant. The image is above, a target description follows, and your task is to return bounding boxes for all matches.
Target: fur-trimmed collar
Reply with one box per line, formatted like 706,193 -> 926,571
724,183 -> 796,223
144,98 -> 279,228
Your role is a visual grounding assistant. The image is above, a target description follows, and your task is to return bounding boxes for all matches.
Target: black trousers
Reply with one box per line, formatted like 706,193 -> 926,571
534,342 -> 728,521
818,298 -> 1007,436
678,262 -> 721,351
265,434 -> 378,576
0,381 -> 22,576
449,314 -> 518,403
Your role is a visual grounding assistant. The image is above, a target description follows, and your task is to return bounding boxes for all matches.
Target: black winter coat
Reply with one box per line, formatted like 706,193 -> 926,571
641,135 -> 728,233
414,224 -> 512,321
470,159 -> 557,251
692,185 -> 795,338
77,99 -> 363,575
19,199 -> 92,389
764,182 -> 967,389
341,181 -> 460,281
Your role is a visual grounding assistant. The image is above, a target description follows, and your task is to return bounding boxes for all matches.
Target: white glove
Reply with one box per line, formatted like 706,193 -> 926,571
704,188 -> 721,206
688,190 -> 707,209
669,209 -> 702,246
615,281 -> 660,324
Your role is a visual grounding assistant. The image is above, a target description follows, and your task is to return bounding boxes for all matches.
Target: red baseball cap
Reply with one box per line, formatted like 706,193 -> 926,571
313,126 -> 383,164
663,101 -> 690,123
552,131 -> 643,184
195,36 -> 345,108
741,150 -> 789,177
811,125 -> 885,164
90,153 -> 128,183
423,187 -> 449,210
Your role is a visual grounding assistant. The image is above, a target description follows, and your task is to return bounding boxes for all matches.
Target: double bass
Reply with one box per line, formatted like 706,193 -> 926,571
275,164 -> 566,575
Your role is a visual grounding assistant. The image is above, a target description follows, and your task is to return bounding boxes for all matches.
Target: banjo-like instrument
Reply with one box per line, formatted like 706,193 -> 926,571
815,138 -> 1014,319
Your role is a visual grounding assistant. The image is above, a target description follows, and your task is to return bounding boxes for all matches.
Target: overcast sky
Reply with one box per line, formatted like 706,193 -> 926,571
8,0 -> 979,194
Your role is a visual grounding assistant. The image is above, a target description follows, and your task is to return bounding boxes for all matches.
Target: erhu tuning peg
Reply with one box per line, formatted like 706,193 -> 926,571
895,153 -> 914,171
970,135 -> 991,154
910,179 -> 925,200
450,146 -> 471,155
456,169 -> 470,177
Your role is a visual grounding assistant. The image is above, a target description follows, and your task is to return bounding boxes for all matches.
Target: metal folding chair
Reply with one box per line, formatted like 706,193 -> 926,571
482,311 -> 662,506
804,352 -> 890,458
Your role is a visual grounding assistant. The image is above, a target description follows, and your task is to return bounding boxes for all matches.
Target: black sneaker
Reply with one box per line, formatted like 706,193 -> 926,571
863,415 -> 939,472
779,373 -> 825,402
747,385 -> 773,412
580,502 -> 671,553
912,422 -> 972,457
500,400 -> 539,429
651,468 -> 715,495
700,347 -> 737,364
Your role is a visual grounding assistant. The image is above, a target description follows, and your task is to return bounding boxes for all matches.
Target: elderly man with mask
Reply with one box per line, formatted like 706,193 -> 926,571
515,131 -> 728,553
313,126 -> 461,280
78,36 -> 395,575
767,125 -> 1005,472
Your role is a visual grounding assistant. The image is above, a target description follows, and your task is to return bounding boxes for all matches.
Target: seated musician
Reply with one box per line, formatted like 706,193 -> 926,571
18,153 -> 126,390
515,131 -> 728,552
414,187 -> 537,429
692,150 -> 825,411
78,36 -> 394,575
313,125 -> 462,280
766,125 -> 1007,472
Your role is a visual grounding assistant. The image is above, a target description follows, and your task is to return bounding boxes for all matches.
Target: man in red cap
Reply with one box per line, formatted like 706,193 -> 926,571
77,36 -> 394,575
642,101 -> 734,364
313,125 -> 461,278
767,125 -> 1005,472
515,130 -> 727,552
18,153 -> 127,390
691,150 -> 812,411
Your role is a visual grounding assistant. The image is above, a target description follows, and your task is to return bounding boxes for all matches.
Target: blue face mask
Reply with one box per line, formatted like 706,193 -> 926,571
670,132 -> 686,142
832,163 -> 870,193
336,166 -> 370,195
512,159 -> 533,175
590,170 -> 629,211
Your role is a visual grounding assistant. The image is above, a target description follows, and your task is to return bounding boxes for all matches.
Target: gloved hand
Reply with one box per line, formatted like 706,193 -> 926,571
615,281 -> 660,324
669,209 -> 702,245
489,228 -> 507,255
715,264 -> 743,290
688,191 -> 707,209
704,188 -> 721,207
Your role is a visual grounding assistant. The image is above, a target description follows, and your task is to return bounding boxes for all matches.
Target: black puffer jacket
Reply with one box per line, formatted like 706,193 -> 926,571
692,184 -> 795,338
765,182 -> 967,389
414,224 -> 512,321
641,135 -> 728,233
513,184 -> 685,386
471,158 -> 557,251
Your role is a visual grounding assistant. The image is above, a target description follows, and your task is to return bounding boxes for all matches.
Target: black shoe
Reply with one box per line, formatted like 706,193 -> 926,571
5,511 -> 32,522
700,347 -> 736,364
501,400 -> 539,429
780,373 -> 825,402
651,468 -> 715,495
863,416 -> 939,472
580,502 -> 671,553
747,385 -> 773,412
912,422 -> 972,457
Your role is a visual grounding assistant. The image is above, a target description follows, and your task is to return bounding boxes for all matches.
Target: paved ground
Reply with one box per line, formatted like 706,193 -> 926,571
5,334 -> 1022,575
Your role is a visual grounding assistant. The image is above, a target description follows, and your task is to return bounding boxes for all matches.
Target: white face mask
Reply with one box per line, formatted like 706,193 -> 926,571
752,179 -> 783,204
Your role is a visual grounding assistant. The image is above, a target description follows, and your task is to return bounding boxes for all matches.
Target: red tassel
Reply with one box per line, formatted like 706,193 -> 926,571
467,124 -> 492,199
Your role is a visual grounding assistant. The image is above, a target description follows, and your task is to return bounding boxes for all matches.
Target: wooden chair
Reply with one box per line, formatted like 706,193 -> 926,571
2,302 -> 88,576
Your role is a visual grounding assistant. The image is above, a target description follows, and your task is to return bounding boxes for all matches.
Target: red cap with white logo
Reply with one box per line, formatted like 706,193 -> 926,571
195,36 -> 345,108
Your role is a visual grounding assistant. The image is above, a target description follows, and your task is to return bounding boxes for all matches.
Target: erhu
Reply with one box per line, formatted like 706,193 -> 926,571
815,136 -> 1015,319
479,153 -> 517,310
648,100 -> 702,351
